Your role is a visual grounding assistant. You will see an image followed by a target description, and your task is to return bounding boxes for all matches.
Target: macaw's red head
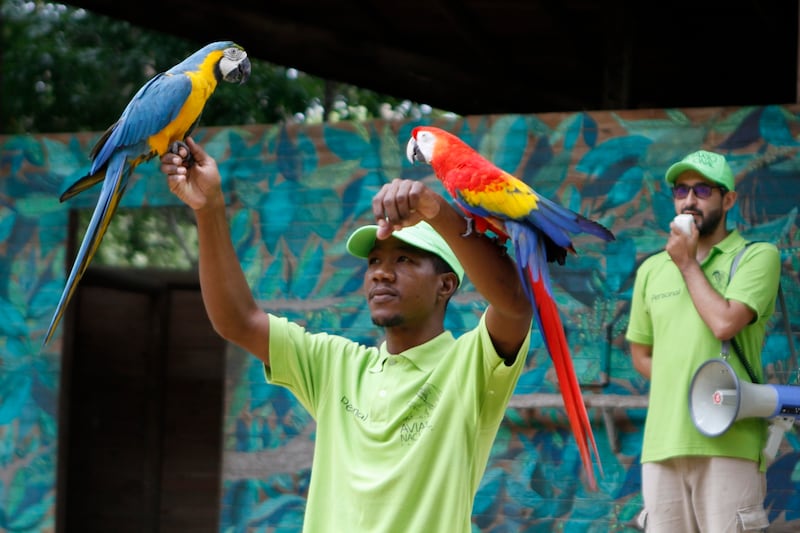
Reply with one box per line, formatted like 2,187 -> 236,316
405,126 -> 478,168
406,126 -> 500,190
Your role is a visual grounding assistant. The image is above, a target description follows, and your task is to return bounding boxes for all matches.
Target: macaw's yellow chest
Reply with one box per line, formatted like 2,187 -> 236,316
148,72 -> 219,155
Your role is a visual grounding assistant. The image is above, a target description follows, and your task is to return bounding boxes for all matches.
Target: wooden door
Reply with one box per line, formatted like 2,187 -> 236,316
56,267 -> 225,533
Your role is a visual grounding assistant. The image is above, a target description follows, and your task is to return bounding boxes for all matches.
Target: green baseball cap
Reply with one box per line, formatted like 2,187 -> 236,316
346,221 -> 464,284
665,150 -> 735,191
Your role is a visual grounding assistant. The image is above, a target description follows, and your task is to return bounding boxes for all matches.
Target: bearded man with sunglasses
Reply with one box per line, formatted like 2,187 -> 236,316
625,150 -> 781,532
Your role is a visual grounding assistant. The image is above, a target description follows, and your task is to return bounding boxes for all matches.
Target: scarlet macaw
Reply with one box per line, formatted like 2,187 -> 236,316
406,126 -> 615,490
42,41 -> 251,346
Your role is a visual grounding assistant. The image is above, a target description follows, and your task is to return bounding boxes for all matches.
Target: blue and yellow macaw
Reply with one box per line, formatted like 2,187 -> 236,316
42,41 -> 251,346
406,126 -> 615,490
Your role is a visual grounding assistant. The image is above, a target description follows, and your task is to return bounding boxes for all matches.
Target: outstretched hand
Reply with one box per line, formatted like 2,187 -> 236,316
371,179 -> 442,239
160,137 -> 222,211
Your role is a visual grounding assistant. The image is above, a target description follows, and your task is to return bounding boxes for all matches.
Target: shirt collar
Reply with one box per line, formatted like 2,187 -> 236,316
368,330 -> 456,374
710,229 -> 745,258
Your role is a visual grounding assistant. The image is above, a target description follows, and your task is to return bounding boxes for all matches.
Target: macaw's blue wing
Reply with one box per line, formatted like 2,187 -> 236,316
454,186 -> 614,265
60,73 -> 193,202
523,194 -> 615,249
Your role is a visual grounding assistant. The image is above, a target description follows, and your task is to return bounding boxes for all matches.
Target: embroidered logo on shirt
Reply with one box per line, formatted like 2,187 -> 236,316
400,383 -> 441,445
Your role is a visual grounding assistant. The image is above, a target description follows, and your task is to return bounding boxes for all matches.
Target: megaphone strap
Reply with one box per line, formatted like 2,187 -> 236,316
730,337 -> 761,384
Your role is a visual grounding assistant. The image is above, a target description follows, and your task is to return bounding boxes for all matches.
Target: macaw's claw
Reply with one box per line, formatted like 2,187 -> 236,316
168,141 -> 195,167
462,216 -> 474,237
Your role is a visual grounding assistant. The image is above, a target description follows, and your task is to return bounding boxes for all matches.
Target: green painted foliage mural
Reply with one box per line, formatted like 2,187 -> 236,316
1,106 -> 799,532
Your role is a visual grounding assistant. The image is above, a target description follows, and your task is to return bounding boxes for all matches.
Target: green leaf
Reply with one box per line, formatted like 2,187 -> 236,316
0,206 -> 16,242
13,194 -> 61,217
289,239 -> 324,298
302,159 -> 361,189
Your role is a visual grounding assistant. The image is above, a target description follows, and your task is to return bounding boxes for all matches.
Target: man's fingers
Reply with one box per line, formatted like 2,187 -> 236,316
160,156 -> 186,176
372,179 -> 428,236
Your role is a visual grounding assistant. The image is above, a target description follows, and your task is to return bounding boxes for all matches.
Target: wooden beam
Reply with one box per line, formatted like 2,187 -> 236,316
508,393 -> 648,453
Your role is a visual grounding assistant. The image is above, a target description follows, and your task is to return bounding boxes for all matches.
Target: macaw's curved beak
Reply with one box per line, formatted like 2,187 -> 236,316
406,137 -> 426,164
226,56 -> 251,84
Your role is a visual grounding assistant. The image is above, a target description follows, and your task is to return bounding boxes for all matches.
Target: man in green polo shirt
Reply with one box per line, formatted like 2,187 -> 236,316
626,150 -> 781,532
160,139 -> 534,532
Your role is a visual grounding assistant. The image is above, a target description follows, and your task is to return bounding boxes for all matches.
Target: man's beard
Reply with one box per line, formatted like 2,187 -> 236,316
696,206 -> 724,236
371,314 -> 403,328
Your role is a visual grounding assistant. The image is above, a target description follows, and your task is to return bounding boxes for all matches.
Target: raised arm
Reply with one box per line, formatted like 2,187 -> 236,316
375,179 -> 533,359
666,225 -> 755,340
160,138 -> 271,364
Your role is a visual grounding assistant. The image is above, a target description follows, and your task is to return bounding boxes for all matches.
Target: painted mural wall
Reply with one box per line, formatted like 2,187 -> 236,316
1,106 -> 799,532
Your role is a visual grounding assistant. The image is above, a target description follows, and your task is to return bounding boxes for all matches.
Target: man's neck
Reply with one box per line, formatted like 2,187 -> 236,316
696,226 -> 732,262
383,323 -> 445,354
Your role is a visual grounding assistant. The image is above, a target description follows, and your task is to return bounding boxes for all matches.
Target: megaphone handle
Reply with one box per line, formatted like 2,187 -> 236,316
764,416 -> 794,461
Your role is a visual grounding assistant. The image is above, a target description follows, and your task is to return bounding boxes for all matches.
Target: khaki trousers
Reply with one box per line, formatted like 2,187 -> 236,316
638,456 -> 769,533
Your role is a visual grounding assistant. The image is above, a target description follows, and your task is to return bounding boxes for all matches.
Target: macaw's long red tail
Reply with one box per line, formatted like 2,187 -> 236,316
529,267 -> 601,490
507,222 -> 602,490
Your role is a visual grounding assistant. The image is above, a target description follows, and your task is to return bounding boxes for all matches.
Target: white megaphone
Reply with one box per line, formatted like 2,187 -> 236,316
689,358 -> 800,456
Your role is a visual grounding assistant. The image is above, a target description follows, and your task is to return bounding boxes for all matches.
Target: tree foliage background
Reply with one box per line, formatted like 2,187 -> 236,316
1,0 -> 447,269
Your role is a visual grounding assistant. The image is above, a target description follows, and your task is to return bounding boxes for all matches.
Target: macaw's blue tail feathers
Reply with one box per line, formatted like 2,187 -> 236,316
43,156 -> 128,347
507,221 -> 603,491
507,222 -> 550,301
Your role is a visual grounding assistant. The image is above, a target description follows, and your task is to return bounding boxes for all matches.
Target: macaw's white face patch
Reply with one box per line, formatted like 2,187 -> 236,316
219,47 -> 250,84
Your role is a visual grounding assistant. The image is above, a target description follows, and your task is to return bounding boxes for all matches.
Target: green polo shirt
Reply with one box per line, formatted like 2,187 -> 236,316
626,231 -> 781,469
265,312 -> 529,533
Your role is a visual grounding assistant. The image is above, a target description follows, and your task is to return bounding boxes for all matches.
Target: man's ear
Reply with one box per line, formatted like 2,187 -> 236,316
723,190 -> 738,212
437,272 -> 459,301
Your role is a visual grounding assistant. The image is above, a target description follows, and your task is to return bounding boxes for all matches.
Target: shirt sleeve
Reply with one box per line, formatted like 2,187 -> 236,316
725,242 -> 781,321
477,312 -> 530,421
263,314 -> 319,415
